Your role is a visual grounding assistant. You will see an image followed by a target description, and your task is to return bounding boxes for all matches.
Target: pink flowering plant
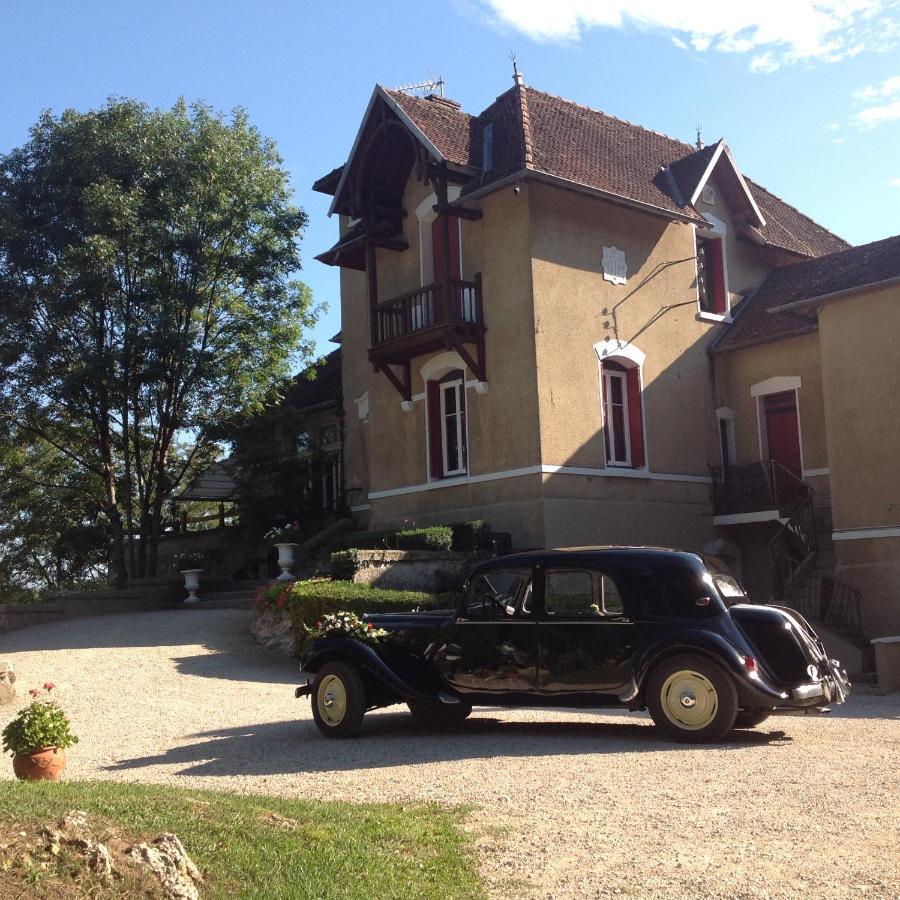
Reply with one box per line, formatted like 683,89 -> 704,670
304,611 -> 388,645
2,683 -> 78,756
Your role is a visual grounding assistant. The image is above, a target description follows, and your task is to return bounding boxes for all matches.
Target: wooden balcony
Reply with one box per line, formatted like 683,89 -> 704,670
369,275 -> 483,364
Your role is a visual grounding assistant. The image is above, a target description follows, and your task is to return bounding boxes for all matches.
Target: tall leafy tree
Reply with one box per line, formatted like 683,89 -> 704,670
0,99 -> 319,584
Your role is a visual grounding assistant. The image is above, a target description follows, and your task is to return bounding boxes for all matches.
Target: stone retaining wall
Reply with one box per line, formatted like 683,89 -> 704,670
0,603 -> 66,634
350,550 -> 475,592
0,579 -> 183,635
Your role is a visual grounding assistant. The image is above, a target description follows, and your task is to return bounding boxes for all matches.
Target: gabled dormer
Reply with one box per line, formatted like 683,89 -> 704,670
313,86 -> 486,401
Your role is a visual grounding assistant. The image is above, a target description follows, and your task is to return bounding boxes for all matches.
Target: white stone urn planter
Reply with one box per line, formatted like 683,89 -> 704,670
179,568 -> 203,603
274,543 -> 299,581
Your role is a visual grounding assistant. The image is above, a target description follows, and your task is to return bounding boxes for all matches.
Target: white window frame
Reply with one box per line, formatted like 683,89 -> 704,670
440,377 -> 467,476
750,378 -> 805,475
716,407 -> 736,467
321,455 -> 340,509
602,367 -> 631,467
694,213 -> 731,323
318,422 -> 340,450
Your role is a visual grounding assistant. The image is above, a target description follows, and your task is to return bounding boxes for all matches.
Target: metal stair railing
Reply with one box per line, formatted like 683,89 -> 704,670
768,460 -> 817,602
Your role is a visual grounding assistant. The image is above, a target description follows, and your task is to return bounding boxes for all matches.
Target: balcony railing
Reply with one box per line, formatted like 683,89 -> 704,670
711,460 -> 810,518
372,277 -> 482,348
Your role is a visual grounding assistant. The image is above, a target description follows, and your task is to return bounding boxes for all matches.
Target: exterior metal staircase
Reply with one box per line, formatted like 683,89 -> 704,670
712,461 -> 869,662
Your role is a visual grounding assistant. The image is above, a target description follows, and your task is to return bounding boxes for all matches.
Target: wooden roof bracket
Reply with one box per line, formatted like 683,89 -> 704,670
454,336 -> 486,384
370,357 -> 412,402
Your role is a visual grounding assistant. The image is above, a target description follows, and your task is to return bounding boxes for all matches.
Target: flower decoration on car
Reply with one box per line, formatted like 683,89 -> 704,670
304,611 -> 388,645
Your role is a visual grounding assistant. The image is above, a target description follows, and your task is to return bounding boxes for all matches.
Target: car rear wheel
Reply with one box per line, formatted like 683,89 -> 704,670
311,662 -> 366,738
733,708 -> 772,729
647,654 -> 738,743
407,699 -> 473,724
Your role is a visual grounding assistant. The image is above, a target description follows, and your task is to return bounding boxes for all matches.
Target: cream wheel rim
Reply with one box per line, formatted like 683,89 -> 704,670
317,674 -> 348,726
660,669 -> 718,730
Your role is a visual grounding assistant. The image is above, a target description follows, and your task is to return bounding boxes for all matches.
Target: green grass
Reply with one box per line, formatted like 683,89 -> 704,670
0,780 -> 484,899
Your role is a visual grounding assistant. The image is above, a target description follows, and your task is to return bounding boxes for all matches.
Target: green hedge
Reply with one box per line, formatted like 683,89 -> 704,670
332,526 -> 452,552
333,520 -> 491,553
451,520 -> 491,552
256,578 -> 456,654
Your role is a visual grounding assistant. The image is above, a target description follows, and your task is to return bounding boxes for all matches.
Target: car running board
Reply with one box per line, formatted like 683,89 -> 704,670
770,706 -> 831,716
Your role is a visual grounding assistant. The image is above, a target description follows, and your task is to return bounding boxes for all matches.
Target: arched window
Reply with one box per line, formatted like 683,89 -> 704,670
695,214 -> 729,318
421,352 -> 469,480
427,370 -> 467,478
595,340 -> 646,470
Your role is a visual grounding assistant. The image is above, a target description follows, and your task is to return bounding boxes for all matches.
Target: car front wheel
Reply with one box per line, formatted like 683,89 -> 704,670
647,654 -> 738,743
311,661 -> 366,738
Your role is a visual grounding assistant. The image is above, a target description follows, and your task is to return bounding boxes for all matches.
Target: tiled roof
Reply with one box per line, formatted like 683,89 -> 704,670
177,459 -> 238,501
287,349 -> 342,411
714,234 -> 900,352
745,179 -> 849,258
667,142 -> 719,205
385,90 -> 474,167
319,82 -> 848,260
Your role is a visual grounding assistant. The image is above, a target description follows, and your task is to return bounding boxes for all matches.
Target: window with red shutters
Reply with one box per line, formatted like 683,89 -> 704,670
602,360 -> 645,469
697,235 -> 727,316
426,370 -> 467,479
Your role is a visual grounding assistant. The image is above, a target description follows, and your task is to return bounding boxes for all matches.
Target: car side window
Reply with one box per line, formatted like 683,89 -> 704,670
545,570 -> 596,616
465,570 -> 532,619
544,570 -> 626,617
600,574 -> 625,615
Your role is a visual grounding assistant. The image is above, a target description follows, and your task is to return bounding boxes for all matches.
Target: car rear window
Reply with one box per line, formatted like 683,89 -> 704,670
614,562 -> 720,619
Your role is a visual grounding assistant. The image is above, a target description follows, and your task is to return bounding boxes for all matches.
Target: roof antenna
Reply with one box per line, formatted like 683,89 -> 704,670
511,51 -> 524,87
395,73 -> 445,97
695,124 -> 703,150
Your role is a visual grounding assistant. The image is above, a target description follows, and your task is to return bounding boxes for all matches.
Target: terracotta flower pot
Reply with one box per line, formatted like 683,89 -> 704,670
12,746 -> 66,781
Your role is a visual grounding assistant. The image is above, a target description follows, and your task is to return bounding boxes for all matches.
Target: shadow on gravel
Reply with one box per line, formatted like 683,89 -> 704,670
103,712 -> 792,778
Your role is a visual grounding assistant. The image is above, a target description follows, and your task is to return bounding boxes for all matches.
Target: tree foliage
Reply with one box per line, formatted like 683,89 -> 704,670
0,98 -> 319,584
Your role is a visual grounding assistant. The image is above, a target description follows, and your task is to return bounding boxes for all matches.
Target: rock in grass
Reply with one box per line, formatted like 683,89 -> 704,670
125,832 -> 203,900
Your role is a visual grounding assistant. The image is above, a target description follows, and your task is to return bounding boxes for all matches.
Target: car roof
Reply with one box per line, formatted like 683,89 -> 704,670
470,546 -> 703,574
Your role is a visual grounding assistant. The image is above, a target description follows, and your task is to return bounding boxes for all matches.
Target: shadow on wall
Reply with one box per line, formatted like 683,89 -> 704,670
103,710 -> 792,778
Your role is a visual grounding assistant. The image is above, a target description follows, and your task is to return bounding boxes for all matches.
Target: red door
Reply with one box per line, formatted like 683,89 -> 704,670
764,392 -> 802,478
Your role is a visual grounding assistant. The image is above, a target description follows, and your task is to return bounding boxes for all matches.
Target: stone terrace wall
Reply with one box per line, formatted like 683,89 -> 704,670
351,550 -> 475,593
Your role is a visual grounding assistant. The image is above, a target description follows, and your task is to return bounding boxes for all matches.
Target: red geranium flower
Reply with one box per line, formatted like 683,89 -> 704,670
43,682 -> 55,691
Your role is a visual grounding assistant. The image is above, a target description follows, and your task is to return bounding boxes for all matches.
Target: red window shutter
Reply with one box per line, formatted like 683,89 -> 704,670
600,365 -> 612,462
626,367 -> 645,469
709,239 -> 726,314
427,381 -> 443,478
431,216 -> 461,282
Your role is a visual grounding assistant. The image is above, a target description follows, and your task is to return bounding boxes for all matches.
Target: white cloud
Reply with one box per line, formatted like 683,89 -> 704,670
827,122 -> 841,130
857,99 -> 900,126
473,1 -> 899,71
854,74 -> 900,101
890,177 -> 900,186
853,74 -> 900,127
832,137 -> 847,143
750,53 -> 779,74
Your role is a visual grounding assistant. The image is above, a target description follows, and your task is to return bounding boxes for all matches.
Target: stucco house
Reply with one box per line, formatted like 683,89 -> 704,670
312,74 -> 900,642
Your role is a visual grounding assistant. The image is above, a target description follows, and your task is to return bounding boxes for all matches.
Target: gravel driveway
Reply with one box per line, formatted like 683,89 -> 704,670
1,609 -> 898,899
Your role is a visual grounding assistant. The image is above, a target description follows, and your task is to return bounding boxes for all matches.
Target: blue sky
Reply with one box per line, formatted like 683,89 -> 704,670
2,1 -> 899,357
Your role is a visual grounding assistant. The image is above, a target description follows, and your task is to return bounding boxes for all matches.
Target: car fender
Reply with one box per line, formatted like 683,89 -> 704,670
301,636 -> 446,705
634,628 -> 786,706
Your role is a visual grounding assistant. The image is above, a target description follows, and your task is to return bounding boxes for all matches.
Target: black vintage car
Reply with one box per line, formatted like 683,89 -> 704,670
296,548 -> 849,742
